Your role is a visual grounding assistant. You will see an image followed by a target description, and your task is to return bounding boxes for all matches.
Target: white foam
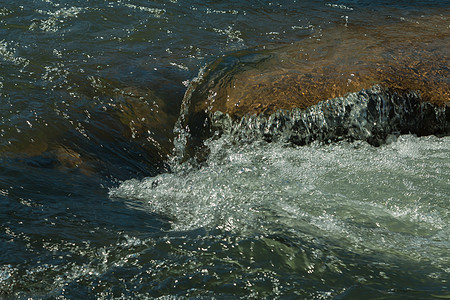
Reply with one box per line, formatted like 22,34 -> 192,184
110,135 -> 449,269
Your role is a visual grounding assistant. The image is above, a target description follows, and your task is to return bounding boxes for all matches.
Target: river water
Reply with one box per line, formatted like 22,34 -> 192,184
1,0 -> 449,299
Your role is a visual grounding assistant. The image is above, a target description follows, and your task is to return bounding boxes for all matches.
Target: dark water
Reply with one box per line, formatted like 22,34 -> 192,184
1,1 -> 449,298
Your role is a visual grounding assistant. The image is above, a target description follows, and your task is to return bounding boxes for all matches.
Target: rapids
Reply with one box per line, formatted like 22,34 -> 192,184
110,134 -> 450,298
0,0 -> 449,298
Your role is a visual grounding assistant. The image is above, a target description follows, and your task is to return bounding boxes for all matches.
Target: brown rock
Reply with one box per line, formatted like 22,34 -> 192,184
186,14 -> 449,120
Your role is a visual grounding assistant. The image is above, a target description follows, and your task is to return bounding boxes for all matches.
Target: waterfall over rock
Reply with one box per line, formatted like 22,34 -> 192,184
174,15 -> 449,163
209,86 -> 449,146
176,85 -> 448,163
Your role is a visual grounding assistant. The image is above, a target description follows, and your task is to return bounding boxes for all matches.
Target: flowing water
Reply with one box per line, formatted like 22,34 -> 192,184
0,0 -> 449,299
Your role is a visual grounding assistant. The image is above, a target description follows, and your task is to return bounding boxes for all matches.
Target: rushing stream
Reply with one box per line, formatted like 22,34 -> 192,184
1,0 -> 449,298
111,135 -> 450,298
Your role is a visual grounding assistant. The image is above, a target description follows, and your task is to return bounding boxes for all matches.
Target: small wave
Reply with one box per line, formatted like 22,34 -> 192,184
30,7 -> 86,32
0,40 -> 30,67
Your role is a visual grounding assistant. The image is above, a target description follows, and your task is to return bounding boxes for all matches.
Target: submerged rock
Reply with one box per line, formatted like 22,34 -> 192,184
1,81 -> 177,178
184,15 -> 448,118
176,15 -> 449,162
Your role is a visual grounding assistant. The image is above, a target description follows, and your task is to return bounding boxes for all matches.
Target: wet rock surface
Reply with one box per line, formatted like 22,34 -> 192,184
210,86 -> 449,145
177,15 -> 449,161
184,15 -> 448,119
179,86 -> 449,163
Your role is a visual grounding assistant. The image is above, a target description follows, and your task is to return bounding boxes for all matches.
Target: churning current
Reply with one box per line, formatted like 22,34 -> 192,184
110,135 -> 450,298
0,0 -> 449,299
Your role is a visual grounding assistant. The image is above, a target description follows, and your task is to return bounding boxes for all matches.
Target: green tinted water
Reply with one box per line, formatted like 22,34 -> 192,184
0,0 -> 449,298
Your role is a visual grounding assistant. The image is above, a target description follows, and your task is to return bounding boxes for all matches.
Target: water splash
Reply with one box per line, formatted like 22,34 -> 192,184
209,85 -> 448,145
110,134 -> 450,285
174,84 -> 448,165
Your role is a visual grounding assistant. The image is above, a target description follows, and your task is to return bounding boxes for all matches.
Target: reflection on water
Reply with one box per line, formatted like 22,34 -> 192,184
0,0 -> 449,298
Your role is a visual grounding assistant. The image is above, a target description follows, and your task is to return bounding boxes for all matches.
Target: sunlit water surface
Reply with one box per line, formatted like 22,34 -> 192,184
0,0 -> 449,298
110,135 -> 450,298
